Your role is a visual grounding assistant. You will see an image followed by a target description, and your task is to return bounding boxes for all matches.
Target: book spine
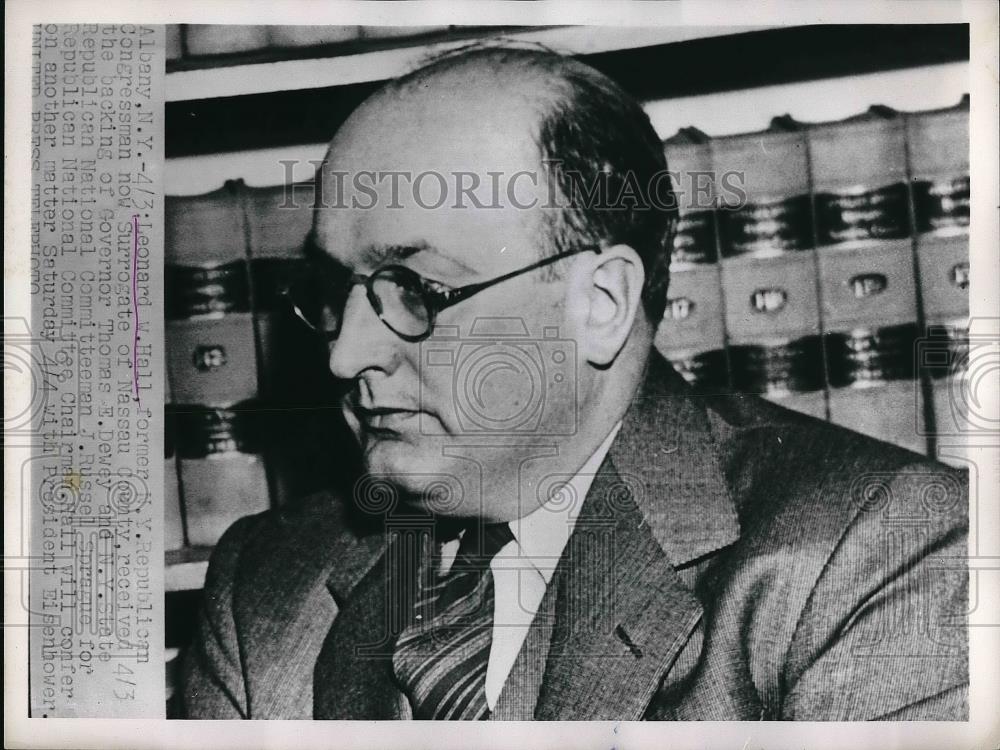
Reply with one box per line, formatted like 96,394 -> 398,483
907,98 -> 970,464
243,181 -> 320,506
713,125 -> 827,419
165,182 -> 271,547
808,108 -> 927,452
656,133 -> 729,395
173,403 -> 270,547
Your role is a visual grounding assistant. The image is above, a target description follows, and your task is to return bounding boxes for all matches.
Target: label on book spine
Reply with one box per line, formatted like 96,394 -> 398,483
166,261 -> 250,319
815,183 -> 909,246
729,335 -> 825,395
718,194 -> 812,258
825,323 -> 918,387
913,175 -> 970,236
671,210 -> 717,265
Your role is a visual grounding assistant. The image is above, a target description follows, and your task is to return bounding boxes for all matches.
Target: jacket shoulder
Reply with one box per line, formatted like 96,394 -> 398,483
218,489 -> 385,604
190,489 -> 387,717
690,392 -> 968,718
701,391 -> 965,523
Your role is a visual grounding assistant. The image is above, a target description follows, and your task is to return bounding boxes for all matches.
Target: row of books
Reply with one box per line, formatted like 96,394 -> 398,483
166,24 -> 454,62
656,96 -> 969,454
164,178 -> 345,549
164,97 -> 969,551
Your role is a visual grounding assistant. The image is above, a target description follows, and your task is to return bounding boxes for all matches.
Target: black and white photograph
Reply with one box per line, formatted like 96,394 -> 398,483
6,2 -> 1000,748
165,17 -> 974,722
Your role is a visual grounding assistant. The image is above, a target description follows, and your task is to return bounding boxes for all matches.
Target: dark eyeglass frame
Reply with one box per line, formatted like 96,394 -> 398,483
288,244 -> 601,343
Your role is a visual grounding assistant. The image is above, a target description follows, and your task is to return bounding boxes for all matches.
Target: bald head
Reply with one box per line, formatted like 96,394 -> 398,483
315,43 -> 677,321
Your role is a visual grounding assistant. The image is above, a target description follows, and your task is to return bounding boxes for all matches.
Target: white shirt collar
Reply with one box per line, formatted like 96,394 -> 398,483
503,420 -> 623,583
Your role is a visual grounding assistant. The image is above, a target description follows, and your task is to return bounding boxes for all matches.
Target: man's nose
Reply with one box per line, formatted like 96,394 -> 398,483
327,285 -> 400,380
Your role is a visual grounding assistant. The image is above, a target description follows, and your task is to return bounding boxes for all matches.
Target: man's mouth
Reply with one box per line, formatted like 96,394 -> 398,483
351,405 -> 421,435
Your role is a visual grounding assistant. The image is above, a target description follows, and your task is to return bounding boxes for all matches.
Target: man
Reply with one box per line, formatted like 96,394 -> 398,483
181,44 -> 968,720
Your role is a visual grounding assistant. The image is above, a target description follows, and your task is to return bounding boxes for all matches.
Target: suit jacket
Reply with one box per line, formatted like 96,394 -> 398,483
180,354 -> 969,720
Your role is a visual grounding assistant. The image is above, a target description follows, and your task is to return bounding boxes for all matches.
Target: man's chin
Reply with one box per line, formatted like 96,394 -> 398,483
357,436 -> 473,517
360,436 -> 441,485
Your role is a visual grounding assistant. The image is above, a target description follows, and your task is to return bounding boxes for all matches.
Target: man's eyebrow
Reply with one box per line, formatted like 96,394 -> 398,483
360,241 -> 478,275
305,231 -> 479,275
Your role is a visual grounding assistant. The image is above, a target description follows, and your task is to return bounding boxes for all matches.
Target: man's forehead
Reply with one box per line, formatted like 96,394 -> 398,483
325,77 -> 546,174
312,183 -> 543,273
313,75 -> 552,270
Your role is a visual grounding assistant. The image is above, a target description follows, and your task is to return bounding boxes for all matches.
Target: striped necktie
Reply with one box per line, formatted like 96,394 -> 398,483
392,522 -> 515,720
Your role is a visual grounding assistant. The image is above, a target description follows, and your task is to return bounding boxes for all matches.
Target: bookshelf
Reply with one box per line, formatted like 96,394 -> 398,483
163,24 -> 970,597
166,25 -> 769,101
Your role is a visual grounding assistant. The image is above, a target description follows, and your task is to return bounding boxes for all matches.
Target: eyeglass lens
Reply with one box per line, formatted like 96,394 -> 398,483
291,265 -> 432,341
370,269 -> 432,338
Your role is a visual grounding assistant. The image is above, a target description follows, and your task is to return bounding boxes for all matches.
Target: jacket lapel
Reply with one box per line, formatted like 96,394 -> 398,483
235,493 -> 386,718
313,514 -> 433,719
611,354 -> 741,565
534,354 -> 740,720
491,573 -> 558,720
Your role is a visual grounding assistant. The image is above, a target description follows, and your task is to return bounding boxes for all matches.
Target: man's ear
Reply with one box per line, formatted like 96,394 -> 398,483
567,244 -> 645,366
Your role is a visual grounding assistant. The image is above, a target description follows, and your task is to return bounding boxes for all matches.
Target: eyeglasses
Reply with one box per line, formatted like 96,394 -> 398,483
286,245 -> 600,343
